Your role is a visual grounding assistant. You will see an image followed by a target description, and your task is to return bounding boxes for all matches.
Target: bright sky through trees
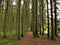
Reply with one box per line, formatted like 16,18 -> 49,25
13,0 -> 60,18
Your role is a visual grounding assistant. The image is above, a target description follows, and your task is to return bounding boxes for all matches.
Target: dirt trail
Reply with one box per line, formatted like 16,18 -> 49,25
18,32 -> 60,45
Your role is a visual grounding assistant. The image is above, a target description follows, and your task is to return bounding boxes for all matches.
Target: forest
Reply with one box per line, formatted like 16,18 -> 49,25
0,0 -> 60,45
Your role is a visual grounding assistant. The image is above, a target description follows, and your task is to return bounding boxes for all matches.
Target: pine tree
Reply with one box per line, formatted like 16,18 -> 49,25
42,0 -> 44,36
50,0 -> 55,40
17,0 -> 21,40
3,0 -> 9,38
39,0 -> 42,35
54,0 -> 57,36
46,0 -> 50,38
21,4 -> 24,37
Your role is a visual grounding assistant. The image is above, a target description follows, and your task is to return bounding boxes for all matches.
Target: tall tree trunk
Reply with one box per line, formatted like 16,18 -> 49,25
39,0 -> 42,35
0,0 -> 2,29
50,0 -> 55,40
47,0 -> 50,38
3,0 -> 8,38
34,0 -> 38,37
21,4 -> 24,37
17,0 -> 21,40
42,0 -> 44,36
54,0 -> 57,36
11,1 -> 14,31
31,0 -> 35,36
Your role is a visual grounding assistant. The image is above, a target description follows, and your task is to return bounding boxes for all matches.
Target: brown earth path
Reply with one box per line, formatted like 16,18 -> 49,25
18,32 -> 60,45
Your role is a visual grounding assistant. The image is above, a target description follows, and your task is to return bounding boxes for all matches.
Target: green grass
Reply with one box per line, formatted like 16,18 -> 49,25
0,30 -> 29,45
0,31 -> 19,45
0,39 -> 19,45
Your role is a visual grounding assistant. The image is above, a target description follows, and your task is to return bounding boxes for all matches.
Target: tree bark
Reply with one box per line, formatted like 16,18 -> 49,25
47,0 -> 50,38
50,0 -> 55,40
17,0 -> 21,40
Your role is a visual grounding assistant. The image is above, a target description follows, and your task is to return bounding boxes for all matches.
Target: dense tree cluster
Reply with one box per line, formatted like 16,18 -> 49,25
0,0 -> 60,40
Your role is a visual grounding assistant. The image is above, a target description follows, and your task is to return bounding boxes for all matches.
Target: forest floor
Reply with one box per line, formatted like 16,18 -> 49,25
18,32 -> 60,45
